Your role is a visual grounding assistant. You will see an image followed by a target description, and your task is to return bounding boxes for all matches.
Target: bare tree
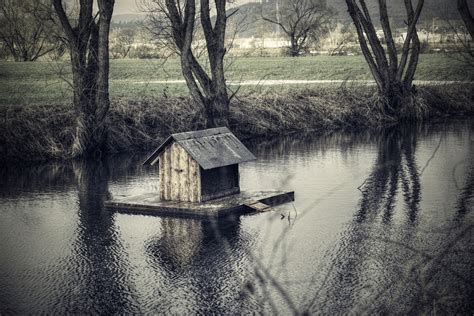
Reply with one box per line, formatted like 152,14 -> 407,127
345,0 -> 424,116
444,21 -> 474,70
52,0 -> 114,158
326,23 -> 357,56
262,0 -> 334,57
144,0 -> 231,128
0,0 -> 55,61
457,0 -> 474,39
110,28 -> 135,59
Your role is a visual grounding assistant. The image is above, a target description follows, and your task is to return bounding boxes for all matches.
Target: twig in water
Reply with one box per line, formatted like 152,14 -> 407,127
357,178 -> 368,191
420,137 -> 442,176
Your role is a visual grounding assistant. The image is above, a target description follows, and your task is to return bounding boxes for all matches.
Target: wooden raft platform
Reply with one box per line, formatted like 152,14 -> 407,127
105,191 -> 295,219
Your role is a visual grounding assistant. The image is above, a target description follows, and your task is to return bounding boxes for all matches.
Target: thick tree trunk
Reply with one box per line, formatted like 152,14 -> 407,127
289,36 -> 299,56
205,93 -> 229,128
201,0 -> 229,127
53,0 -> 114,158
70,23 -> 105,158
381,81 -> 407,115
345,0 -> 424,117
165,0 -> 230,128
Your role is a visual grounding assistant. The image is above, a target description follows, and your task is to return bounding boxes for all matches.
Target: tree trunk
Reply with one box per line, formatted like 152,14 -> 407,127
53,0 -> 114,158
164,0 -> 230,128
345,0 -> 424,117
290,36 -> 299,56
381,81 -> 407,115
70,23 -> 103,158
204,0 -> 229,128
205,92 -> 229,128
458,0 -> 474,39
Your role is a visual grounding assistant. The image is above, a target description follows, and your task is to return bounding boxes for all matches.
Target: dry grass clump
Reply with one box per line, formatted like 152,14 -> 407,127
107,96 -> 200,153
229,87 -> 374,138
417,84 -> 474,116
1,84 -> 472,163
0,104 -> 75,162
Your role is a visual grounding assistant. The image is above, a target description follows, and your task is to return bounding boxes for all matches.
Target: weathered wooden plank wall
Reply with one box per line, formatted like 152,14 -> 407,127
170,142 -> 180,201
159,143 -> 201,202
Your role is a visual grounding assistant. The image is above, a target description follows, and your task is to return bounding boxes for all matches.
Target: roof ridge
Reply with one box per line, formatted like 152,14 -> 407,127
172,127 -> 229,141
143,127 -> 256,168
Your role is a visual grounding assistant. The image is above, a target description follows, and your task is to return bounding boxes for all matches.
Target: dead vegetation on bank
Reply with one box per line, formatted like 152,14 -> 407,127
1,84 -> 473,163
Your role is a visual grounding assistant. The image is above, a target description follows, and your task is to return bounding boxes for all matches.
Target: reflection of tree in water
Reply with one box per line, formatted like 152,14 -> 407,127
247,130 -> 377,162
69,160 -> 138,313
306,125 -> 422,314
145,216 -> 259,313
0,163 -> 75,198
456,164 -> 474,219
2,122 -> 472,313
455,126 -> 474,221
356,125 -> 421,224
305,124 -> 474,314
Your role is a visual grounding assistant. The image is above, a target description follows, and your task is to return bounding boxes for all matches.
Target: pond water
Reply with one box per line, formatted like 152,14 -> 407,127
0,119 -> 473,314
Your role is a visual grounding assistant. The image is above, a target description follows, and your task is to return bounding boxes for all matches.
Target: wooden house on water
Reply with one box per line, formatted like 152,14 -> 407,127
106,127 -> 293,218
143,127 -> 256,203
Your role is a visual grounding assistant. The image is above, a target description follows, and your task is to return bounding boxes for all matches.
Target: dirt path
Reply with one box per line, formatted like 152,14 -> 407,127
129,79 -> 472,86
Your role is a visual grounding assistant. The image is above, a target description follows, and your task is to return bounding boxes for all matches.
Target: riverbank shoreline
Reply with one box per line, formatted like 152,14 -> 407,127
1,84 -> 473,164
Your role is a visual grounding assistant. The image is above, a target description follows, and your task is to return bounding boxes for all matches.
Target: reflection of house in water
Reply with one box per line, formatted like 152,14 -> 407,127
149,218 -> 204,269
146,217 -> 241,271
144,216 -> 255,313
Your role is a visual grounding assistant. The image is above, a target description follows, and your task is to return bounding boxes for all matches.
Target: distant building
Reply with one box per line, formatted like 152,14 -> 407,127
233,36 -> 289,49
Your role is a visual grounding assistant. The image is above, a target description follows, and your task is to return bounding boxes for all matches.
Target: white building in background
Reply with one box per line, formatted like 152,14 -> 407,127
233,37 -> 289,49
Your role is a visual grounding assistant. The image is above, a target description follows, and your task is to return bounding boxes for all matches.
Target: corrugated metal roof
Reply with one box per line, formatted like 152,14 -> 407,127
143,127 -> 256,169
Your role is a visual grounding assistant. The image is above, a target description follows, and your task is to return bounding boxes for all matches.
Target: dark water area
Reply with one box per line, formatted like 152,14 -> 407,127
0,119 -> 473,314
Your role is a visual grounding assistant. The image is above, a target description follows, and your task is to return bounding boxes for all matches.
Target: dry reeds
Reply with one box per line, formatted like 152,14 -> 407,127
1,85 -> 472,163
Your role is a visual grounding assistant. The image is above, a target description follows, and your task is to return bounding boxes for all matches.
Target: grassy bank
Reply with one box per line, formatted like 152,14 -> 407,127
0,54 -> 472,106
1,84 -> 472,163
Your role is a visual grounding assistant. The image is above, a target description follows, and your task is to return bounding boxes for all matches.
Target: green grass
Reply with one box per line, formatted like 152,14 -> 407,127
0,54 -> 472,106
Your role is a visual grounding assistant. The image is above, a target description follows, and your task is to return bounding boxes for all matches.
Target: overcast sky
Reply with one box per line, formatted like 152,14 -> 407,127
112,0 -> 254,15
113,0 -> 140,15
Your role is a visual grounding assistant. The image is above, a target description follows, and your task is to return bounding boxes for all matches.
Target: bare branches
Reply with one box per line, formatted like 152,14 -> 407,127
345,0 -> 425,113
0,0 -> 56,61
145,0 -> 231,127
52,0 -> 75,41
396,0 -> 424,83
345,0 -> 384,88
262,0 -> 334,56
110,29 -> 135,59
378,0 -> 397,72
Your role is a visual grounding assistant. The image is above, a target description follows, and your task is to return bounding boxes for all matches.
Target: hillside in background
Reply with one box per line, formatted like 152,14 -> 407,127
228,0 -> 461,38
111,0 -> 463,37
330,0 -> 459,23
112,13 -> 147,23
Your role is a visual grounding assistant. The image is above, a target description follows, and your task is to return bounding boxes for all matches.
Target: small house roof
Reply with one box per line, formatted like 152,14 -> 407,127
143,127 -> 256,169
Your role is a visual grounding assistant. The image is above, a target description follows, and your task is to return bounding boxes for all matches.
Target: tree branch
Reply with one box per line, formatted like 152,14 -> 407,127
52,0 -> 76,41
396,0 -> 424,81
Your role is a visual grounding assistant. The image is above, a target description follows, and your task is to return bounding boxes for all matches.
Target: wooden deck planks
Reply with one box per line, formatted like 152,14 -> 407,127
105,191 -> 295,219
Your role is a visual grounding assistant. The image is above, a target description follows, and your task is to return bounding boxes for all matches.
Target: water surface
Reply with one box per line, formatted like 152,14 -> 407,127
1,119 -> 473,314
